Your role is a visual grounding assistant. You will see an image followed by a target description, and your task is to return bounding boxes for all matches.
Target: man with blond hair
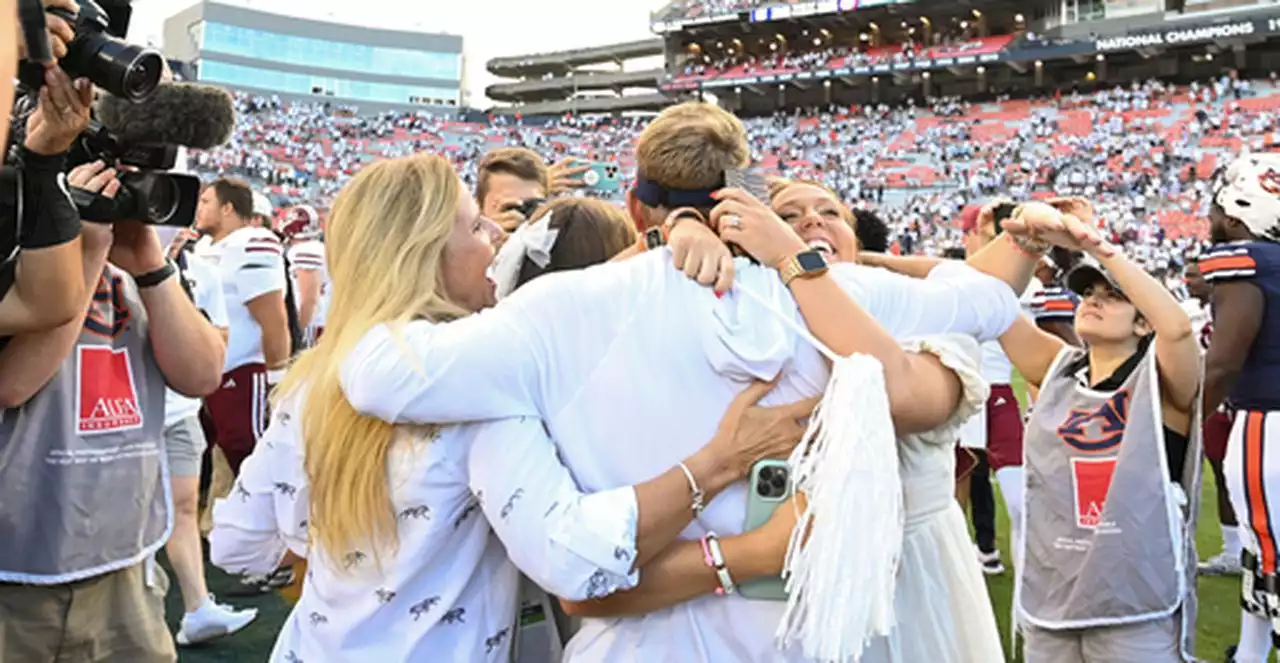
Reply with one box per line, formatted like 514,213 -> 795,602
339,102 -> 1067,661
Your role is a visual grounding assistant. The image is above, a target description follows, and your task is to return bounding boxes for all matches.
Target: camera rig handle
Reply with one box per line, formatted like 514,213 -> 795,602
18,0 -> 54,64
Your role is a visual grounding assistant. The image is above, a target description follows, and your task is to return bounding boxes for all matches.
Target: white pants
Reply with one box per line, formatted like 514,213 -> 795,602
1225,410 -> 1280,663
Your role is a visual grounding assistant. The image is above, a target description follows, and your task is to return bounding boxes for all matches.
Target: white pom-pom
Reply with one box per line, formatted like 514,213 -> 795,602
774,353 -> 903,662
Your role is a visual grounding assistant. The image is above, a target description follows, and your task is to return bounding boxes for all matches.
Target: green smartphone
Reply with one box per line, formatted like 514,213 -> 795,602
739,458 -> 793,600
580,162 -> 623,193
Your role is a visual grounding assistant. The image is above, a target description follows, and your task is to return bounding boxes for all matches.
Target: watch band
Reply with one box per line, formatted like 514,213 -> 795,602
637,225 -> 669,252
778,250 -> 829,286
134,261 -> 177,289
778,259 -> 804,286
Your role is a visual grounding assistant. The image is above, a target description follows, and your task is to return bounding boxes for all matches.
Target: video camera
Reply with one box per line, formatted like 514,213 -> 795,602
67,120 -> 201,226
7,93 -> 202,228
18,0 -> 163,102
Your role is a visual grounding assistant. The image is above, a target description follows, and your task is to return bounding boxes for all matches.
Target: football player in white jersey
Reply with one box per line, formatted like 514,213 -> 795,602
193,178 -> 291,477
279,205 -> 329,346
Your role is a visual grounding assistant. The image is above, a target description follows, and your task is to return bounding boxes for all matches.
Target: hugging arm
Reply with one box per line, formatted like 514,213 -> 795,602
561,528 -> 784,618
340,276 -> 565,424
469,389 -> 811,600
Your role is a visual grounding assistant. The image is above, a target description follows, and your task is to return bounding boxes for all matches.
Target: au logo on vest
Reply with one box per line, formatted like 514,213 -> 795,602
76,346 -> 143,435
84,271 -> 133,339
1059,391 -> 1130,530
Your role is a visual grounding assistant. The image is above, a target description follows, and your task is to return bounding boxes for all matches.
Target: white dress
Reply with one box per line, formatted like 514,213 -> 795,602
860,335 -> 1005,663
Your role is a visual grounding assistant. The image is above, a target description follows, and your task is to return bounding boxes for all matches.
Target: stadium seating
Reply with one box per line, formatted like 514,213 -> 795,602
190,76 -> 1275,271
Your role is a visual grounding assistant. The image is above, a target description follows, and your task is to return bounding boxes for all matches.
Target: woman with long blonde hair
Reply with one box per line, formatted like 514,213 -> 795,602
208,154 -> 811,661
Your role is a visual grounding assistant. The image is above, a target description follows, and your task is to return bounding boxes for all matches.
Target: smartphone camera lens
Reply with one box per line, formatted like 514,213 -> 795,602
771,473 -> 787,491
756,478 -> 772,497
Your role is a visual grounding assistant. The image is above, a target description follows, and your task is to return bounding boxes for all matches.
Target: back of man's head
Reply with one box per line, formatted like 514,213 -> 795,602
631,103 -> 750,225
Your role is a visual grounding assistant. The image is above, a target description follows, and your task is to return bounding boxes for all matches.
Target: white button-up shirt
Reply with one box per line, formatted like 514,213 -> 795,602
210,398 -> 642,661
340,254 -> 1019,662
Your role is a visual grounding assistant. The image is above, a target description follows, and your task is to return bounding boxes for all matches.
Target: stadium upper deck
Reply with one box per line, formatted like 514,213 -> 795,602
656,0 -> 1280,114
485,39 -> 679,115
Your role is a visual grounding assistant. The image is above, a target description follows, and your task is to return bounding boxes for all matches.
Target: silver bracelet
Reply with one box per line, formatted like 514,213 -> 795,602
677,461 -> 706,519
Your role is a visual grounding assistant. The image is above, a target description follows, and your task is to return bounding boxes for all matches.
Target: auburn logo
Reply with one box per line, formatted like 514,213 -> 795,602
1259,167 -> 1280,196
83,270 -> 132,339
1058,390 -> 1130,453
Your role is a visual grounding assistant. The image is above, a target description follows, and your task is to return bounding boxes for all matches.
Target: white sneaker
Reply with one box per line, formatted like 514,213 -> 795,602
1198,551 -> 1243,576
176,595 -> 259,646
975,547 -> 1006,575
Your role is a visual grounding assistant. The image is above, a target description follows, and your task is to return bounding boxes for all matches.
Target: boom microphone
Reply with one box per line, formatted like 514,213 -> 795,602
98,83 -> 236,150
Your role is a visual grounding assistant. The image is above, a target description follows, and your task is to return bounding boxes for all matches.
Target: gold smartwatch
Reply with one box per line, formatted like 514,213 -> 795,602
777,249 -> 830,286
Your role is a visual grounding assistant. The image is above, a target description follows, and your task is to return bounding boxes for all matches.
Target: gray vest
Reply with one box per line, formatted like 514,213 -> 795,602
1016,345 -> 1201,657
0,267 -> 171,584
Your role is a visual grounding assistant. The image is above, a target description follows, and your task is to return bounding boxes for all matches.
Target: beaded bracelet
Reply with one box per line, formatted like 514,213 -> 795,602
700,533 -> 737,596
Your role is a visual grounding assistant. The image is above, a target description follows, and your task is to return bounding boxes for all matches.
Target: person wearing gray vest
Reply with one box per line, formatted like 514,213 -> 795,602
0,161 -> 227,662
998,214 -> 1203,662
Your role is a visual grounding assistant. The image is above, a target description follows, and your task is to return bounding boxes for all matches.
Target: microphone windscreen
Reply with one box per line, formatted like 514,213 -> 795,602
98,83 -> 236,150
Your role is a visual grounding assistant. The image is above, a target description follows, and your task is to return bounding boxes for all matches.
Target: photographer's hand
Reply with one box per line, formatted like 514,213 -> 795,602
548,158 -> 589,195
67,160 -> 116,259
109,221 -> 167,278
24,67 -> 91,156
15,0 -> 77,61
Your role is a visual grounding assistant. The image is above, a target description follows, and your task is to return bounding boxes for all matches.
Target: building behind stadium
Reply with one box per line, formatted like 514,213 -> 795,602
160,0 -> 465,115
484,38 -> 689,116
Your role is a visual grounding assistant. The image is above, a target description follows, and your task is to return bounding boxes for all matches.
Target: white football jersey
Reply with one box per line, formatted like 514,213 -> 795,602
209,227 -> 287,371
287,239 -> 330,334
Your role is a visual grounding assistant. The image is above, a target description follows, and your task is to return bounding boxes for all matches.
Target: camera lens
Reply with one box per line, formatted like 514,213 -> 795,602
756,478 -> 772,497
144,177 -> 179,224
770,473 -> 787,491
759,466 -> 775,481
78,34 -> 163,101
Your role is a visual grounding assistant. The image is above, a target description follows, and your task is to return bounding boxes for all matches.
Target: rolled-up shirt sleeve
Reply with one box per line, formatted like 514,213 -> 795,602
465,417 -> 639,601
209,409 -> 310,577
832,262 -> 1020,342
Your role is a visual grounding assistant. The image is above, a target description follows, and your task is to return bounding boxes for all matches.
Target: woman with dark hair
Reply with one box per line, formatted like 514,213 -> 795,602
853,208 -> 892,254
491,198 -> 636,297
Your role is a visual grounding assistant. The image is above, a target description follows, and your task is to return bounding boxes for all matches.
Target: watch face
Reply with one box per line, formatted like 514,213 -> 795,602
796,250 -> 829,272
644,227 -> 666,250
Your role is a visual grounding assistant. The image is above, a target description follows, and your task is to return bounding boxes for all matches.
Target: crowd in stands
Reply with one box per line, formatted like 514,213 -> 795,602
189,73 -> 1278,285
675,23 -> 1007,81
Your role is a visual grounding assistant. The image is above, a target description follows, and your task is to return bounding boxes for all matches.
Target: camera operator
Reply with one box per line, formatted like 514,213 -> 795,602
0,9 -> 95,337
476,147 -> 552,232
0,159 -> 225,661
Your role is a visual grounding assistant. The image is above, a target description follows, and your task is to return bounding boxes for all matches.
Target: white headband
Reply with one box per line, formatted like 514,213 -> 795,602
491,212 -> 560,299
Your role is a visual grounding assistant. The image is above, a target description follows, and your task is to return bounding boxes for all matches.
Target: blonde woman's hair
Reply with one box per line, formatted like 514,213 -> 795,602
275,153 -> 468,569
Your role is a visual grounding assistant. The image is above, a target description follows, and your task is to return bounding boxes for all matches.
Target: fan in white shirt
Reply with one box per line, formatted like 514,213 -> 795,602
208,161 -> 818,663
